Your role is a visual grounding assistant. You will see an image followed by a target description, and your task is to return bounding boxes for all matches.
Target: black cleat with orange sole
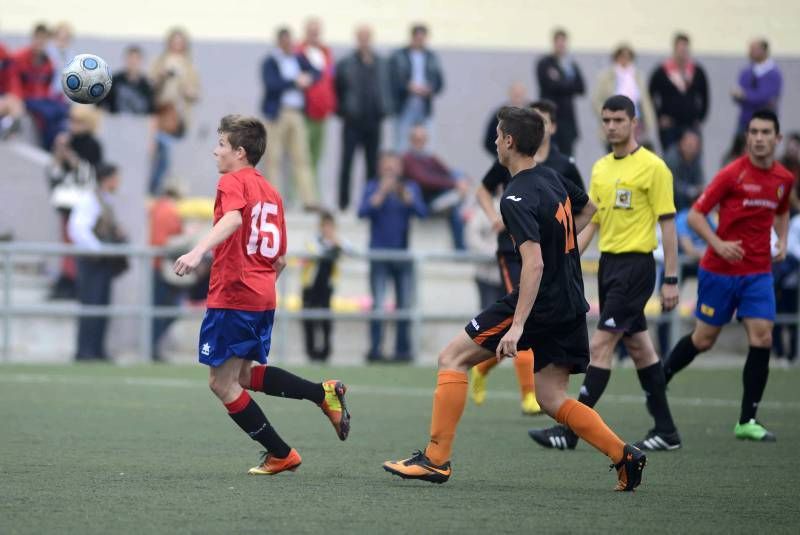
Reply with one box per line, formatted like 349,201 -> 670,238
383,450 -> 451,484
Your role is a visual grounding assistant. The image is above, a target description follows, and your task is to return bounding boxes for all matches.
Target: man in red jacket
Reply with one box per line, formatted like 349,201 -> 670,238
0,38 -> 24,138
297,18 -> 336,189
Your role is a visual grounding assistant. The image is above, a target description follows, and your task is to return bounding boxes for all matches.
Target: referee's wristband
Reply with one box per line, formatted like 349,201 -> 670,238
663,276 -> 679,285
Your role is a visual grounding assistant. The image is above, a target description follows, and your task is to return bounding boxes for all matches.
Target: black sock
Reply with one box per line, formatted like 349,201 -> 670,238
637,362 -> 677,434
226,391 -> 291,458
664,334 -> 701,384
740,346 -> 771,424
260,366 -> 325,404
577,366 -> 611,408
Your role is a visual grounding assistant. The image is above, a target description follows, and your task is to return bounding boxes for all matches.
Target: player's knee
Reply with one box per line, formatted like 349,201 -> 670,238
589,338 -> 614,366
208,374 -> 230,399
238,369 -> 252,390
691,331 -> 716,352
437,347 -> 459,370
749,331 -> 772,348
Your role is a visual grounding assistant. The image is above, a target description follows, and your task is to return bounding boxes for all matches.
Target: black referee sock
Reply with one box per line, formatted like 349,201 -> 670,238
225,391 -> 291,458
740,346 -> 771,424
637,362 -> 677,434
258,366 -> 325,404
577,366 -> 611,408
664,334 -> 701,384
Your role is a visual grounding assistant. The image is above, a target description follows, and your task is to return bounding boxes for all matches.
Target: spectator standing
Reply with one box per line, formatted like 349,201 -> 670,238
773,214 -> 800,362
150,28 -> 200,131
103,46 -> 156,115
149,182 -> 184,361
464,203 -> 504,309
593,44 -> 656,147
297,18 -> 336,188
335,26 -> 393,211
67,163 -> 127,361
732,39 -> 782,134
261,27 -> 319,209
301,212 -> 345,362
536,28 -> 585,156
664,129 -> 704,211
482,82 -> 530,158
358,153 -> 427,362
0,36 -> 24,138
389,24 -> 444,152
402,125 -> 469,250
46,105 -> 103,299
14,23 -> 69,150
648,33 -> 709,152
46,22 -> 75,98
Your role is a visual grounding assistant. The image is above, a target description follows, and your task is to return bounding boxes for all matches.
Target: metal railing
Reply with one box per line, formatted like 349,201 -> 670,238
1,242 -> 798,361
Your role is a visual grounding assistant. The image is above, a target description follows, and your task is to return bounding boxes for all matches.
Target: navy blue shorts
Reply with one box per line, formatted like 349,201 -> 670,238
695,268 -> 775,326
198,308 -> 275,367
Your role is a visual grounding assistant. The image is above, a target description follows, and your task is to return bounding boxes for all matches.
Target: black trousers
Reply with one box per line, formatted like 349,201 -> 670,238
338,119 -> 381,210
303,286 -> 333,361
75,259 -> 115,360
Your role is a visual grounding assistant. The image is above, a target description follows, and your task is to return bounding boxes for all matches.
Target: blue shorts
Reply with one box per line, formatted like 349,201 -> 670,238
198,308 -> 275,367
695,268 -> 775,326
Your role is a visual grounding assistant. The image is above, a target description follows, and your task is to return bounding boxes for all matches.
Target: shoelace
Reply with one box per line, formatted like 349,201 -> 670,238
407,450 -> 427,464
257,450 -> 273,464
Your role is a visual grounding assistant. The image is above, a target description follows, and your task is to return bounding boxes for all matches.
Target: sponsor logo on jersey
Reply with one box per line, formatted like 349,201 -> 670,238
506,195 -> 522,202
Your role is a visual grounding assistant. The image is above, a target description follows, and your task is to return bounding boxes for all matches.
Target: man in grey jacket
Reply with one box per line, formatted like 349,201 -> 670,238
335,26 -> 393,211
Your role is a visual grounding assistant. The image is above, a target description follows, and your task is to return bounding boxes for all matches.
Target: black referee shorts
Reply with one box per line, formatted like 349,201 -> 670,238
465,292 -> 589,374
597,252 -> 656,336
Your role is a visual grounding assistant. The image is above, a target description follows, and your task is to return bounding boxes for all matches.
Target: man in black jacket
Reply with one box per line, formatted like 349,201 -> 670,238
334,26 -> 393,211
536,28 -> 585,157
648,33 -> 709,152
389,24 -> 444,152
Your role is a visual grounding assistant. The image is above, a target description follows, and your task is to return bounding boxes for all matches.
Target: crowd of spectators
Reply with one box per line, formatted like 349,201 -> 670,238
1,20 -> 798,364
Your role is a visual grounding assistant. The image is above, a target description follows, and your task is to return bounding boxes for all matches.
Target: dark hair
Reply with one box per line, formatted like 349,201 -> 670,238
496,106 -> 545,157
612,44 -> 635,62
411,24 -> 428,36
530,100 -> 558,123
96,163 -> 119,184
553,28 -> 568,41
757,39 -> 769,54
125,45 -> 143,56
218,115 -> 267,166
602,95 -> 636,119
748,109 -> 780,134
788,131 -> 800,144
32,23 -> 49,36
276,27 -> 291,40
319,211 -> 335,225
674,33 -> 690,46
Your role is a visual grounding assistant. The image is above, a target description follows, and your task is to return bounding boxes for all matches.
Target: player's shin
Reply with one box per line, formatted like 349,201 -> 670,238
637,362 -> 677,433
225,390 -> 291,458
556,398 -> 625,464
249,365 -> 325,404
425,370 -> 469,465
740,346 -> 770,423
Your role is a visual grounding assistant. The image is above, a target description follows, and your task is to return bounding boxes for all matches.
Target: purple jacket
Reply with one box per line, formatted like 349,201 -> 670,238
737,61 -> 783,131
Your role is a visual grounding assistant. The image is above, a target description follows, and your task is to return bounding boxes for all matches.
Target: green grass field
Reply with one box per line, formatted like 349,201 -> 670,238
1,363 -> 799,534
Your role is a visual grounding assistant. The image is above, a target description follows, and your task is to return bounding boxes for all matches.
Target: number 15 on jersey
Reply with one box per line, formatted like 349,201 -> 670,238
247,202 -> 281,258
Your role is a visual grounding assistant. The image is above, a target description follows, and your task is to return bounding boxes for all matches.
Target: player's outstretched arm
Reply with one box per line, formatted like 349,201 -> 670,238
174,210 -> 243,276
577,222 -> 598,255
496,240 -> 543,360
688,208 -> 744,263
573,199 -> 597,236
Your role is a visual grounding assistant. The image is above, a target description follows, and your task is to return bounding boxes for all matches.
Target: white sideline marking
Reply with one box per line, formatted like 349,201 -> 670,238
1,372 -> 799,411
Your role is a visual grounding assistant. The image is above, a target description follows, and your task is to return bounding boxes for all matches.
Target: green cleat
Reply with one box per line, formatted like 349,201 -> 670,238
734,419 -> 776,442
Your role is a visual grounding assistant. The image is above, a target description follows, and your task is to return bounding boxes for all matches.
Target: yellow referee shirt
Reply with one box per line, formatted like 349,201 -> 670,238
589,147 -> 675,253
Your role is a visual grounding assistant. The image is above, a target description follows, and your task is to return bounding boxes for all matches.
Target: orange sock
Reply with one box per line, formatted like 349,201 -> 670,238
514,349 -> 535,399
425,370 -> 469,465
556,398 -> 625,464
475,357 -> 498,376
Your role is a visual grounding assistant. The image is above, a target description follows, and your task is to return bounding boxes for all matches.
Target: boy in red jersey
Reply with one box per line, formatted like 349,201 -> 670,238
174,115 -> 350,474
663,109 -> 792,442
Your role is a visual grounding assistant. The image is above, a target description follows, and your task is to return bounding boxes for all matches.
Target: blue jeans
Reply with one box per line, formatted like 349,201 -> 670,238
25,98 -> 68,150
75,258 -> 114,360
149,132 -> 175,195
369,260 -> 413,358
394,97 -> 431,152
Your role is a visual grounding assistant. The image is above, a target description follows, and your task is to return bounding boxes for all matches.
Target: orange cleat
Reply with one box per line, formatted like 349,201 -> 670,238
319,380 -> 351,441
248,448 -> 302,475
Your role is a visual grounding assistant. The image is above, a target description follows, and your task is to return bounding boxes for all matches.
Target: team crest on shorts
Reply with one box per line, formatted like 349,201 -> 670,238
201,342 -> 211,356
700,304 -> 715,317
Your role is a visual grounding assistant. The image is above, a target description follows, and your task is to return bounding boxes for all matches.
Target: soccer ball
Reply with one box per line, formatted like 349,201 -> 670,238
61,54 -> 113,104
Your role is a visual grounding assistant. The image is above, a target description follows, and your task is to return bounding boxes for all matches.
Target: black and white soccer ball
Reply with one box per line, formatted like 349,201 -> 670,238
61,54 -> 113,104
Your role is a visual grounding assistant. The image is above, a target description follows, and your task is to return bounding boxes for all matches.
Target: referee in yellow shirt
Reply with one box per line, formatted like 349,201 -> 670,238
529,95 -> 682,452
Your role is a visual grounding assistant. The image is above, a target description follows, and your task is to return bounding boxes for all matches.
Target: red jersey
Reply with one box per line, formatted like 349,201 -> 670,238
206,167 -> 287,311
694,155 -> 794,275
13,47 -> 54,99
0,44 -> 21,96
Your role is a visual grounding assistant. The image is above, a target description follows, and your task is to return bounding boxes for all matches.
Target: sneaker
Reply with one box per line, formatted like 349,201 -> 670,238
734,419 -> 777,442
521,392 -> 543,416
634,429 -> 682,451
612,444 -> 647,492
470,366 -> 487,405
248,448 -> 302,475
319,380 -> 351,441
528,424 -> 578,450
383,450 -> 451,484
